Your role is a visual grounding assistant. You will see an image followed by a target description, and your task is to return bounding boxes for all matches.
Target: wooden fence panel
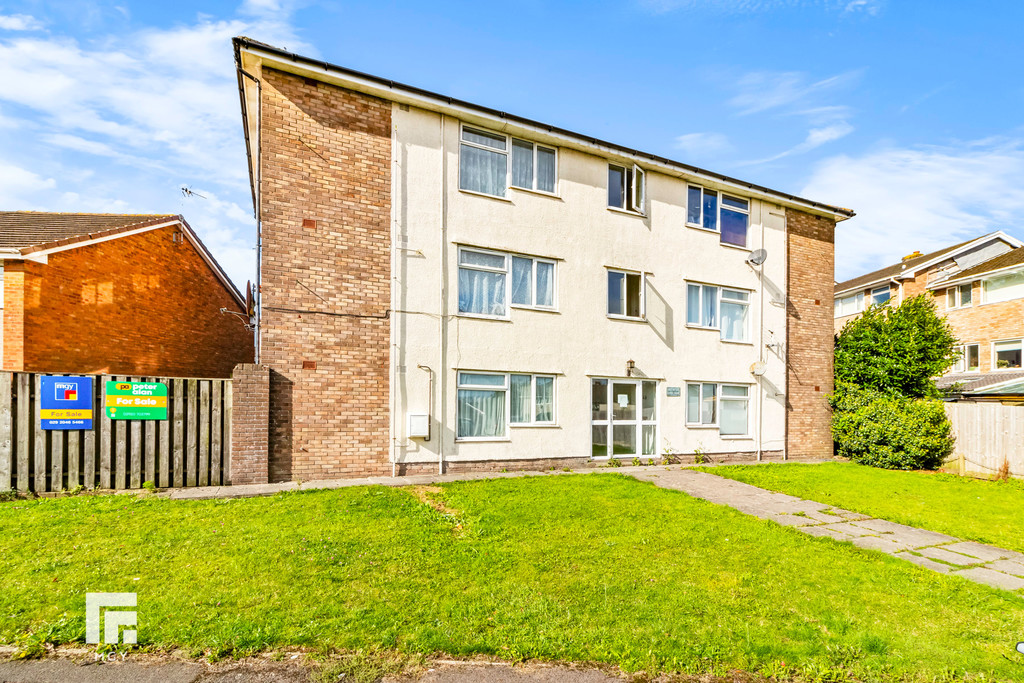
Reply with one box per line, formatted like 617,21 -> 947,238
211,382 -> 222,486
33,375 -> 46,492
199,382 -> 210,487
173,379 -> 184,488
945,402 -> 1024,477
16,374 -> 29,492
0,372 -> 10,491
68,431 -> 79,490
100,380 -> 112,489
187,380 -> 198,487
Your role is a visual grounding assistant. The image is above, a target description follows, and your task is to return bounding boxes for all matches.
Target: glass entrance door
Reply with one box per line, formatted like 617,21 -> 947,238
591,378 -> 657,458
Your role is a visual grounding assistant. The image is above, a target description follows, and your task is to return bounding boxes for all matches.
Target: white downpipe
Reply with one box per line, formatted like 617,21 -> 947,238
438,115 -> 448,476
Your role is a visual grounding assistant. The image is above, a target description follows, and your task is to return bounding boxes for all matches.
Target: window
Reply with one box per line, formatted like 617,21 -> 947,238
686,185 -> 750,247
510,374 -> 555,425
456,372 -> 508,439
459,247 -> 556,317
511,139 -> 557,193
871,286 -> 891,306
458,372 -> 556,439
687,382 -> 750,436
947,282 -> 974,309
983,270 -> 1024,304
511,256 -> 556,308
834,292 -> 864,318
460,127 -> 508,197
608,163 -> 646,213
607,269 -> 644,319
952,344 -> 980,373
458,248 -> 507,317
591,378 -> 657,457
994,340 -> 1023,369
686,283 -> 750,342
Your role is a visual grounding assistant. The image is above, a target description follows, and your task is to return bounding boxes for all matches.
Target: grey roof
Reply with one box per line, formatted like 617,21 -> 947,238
937,370 -> 1024,393
0,211 -> 177,251
834,235 -> 987,295
952,246 -> 1024,281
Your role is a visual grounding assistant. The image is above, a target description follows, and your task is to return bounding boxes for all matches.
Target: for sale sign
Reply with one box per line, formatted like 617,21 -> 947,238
105,381 -> 168,420
40,376 -> 94,429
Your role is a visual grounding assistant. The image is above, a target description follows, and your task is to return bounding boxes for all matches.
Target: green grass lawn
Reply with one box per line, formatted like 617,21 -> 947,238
704,462 -> 1024,553
3,474 -> 1024,681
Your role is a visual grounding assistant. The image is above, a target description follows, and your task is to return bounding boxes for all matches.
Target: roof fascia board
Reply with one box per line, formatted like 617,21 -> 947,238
28,221 -> 181,257
238,42 -> 853,222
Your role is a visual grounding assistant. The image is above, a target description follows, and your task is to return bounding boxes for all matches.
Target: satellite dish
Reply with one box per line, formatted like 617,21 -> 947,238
746,249 -> 768,266
750,361 -> 767,376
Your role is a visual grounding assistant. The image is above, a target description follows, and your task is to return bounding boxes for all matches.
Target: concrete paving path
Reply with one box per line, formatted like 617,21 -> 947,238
629,468 -> 1024,592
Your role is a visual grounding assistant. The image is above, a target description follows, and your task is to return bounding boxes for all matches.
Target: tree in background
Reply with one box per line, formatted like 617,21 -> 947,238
835,294 -> 959,398
831,295 -> 957,469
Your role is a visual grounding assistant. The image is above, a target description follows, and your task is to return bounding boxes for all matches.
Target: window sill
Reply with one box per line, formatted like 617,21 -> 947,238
607,206 -> 645,218
720,338 -> 754,346
512,186 -> 561,200
685,324 -> 719,331
686,223 -> 718,233
511,423 -> 560,429
510,305 -> 560,314
685,424 -> 719,429
455,437 -> 512,443
456,312 -> 513,322
458,187 -> 513,203
720,241 -> 752,253
721,435 -> 754,440
607,315 -> 648,323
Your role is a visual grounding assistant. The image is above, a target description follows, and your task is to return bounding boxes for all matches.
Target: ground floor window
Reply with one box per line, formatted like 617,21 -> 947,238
457,372 -> 556,439
952,344 -> 980,373
686,382 -> 750,436
994,340 -> 1023,369
591,378 -> 657,457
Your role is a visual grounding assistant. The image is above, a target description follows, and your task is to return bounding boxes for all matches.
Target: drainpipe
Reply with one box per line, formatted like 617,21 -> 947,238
756,211 -> 766,461
438,115 -> 449,476
390,117 -> 400,478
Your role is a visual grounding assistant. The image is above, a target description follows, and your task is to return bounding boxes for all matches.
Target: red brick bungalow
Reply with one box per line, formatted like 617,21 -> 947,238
0,212 -> 253,378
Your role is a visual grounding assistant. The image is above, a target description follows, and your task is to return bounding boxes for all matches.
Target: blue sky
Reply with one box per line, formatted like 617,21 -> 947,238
1,0 -> 1023,287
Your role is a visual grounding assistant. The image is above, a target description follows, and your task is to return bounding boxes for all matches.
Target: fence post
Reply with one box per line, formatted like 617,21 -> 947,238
228,364 -> 269,485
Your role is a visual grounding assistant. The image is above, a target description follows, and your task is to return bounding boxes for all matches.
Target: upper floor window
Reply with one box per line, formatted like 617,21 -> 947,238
458,247 -> 556,318
834,292 -> 864,318
687,185 -> 750,248
983,270 -> 1024,304
460,126 -> 557,198
608,163 -> 645,213
686,283 -> 750,342
512,139 -> 556,193
871,286 -> 891,306
607,269 -> 644,319
952,344 -> 980,373
946,282 -> 973,309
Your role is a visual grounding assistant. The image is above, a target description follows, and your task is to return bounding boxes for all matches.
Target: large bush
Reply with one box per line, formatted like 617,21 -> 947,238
830,383 -> 954,470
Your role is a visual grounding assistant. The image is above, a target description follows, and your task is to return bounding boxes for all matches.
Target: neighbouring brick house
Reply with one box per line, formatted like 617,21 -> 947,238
833,231 -> 1024,394
233,36 -> 854,482
0,212 -> 254,378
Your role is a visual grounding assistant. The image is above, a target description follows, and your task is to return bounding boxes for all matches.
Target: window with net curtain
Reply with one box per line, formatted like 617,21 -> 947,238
510,375 -> 554,424
459,127 -> 508,197
457,373 -> 507,438
719,385 -> 749,436
720,289 -> 749,342
458,249 -> 507,316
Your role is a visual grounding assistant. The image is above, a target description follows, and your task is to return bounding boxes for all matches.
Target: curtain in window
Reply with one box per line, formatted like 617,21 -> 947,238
535,376 -> 554,422
511,257 -> 532,305
457,389 -> 506,437
536,262 -> 554,306
687,187 -> 702,225
687,285 -> 701,325
720,398 -> 748,436
720,300 -> 748,341
701,384 -> 717,424
686,384 -> 700,423
702,190 -> 718,230
984,271 -> 1024,304
460,144 -> 507,196
702,286 -> 718,327
510,375 -> 531,423
537,147 -> 556,192
458,268 -> 505,315
511,140 -> 534,189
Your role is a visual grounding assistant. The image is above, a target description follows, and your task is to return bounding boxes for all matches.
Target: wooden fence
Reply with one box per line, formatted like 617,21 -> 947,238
0,372 -> 232,493
944,402 -> 1024,478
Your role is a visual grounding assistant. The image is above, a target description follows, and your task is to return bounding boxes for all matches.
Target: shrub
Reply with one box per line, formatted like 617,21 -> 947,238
830,383 -> 954,470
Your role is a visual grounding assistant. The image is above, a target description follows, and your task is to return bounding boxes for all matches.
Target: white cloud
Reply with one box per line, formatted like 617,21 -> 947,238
0,160 -> 56,205
729,69 -> 861,116
674,132 -> 733,159
802,139 -> 1024,280
638,0 -> 883,14
0,14 -> 44,31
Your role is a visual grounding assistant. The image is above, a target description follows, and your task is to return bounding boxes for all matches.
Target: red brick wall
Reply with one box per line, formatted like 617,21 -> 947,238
786,208 -> 836,458
258,68 -> 392,482
3,262 -> 26,369
230,363 -> 270,484
6,226 -> 253,377
934,280 -> 1024,372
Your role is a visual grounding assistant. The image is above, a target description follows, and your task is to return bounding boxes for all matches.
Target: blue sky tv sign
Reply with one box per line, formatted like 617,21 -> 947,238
40,376 -> 94,430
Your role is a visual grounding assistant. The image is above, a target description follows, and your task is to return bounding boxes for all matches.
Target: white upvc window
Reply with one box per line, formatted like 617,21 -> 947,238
947,282 -> 974,309
686,382 -> 750,437
510,374 -> 556,425
871,286 -> 892,306
456,372 -> 509,440
952,343 -> 980,373
607,163 -> 646,214
686,282 -> 750,342
834,292 -> 864,318
994,339 -> 1023,370
511,138 -> 557,194
686,185 -> 750,248
460,125 -> 558,198
607,269 -> 645,320
458,247 -> 557,318
982,270 -> 1024,304
591,378 -> 658,458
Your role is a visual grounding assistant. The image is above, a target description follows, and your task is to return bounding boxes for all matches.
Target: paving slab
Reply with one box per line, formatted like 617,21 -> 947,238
894,551 -> 954,574
798,525 -> 855,540
985,560 -> 1024,578
942,542 -> 1023,563
952,567 -> 1024,591
818,521 -> 880,537
0,659 -> 202,683
916,546 -> 979,566
850,535 -> 914,554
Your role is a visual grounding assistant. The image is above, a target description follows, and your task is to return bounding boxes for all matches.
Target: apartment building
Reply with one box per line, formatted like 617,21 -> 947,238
833,232 -> 1024,391
234,37 -> 854,480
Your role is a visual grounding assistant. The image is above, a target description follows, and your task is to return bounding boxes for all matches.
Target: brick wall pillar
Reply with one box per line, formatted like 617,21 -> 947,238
229,363 -> 270,485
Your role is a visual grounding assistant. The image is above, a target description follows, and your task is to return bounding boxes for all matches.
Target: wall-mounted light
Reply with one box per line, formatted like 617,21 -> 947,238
626,360 -> 635,377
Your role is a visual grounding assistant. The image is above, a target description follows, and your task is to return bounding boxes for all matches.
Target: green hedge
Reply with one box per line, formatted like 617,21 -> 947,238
830,383 -> 954,470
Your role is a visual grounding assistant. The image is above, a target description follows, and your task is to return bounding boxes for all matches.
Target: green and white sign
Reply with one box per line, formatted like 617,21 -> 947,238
105,381 -> 168,420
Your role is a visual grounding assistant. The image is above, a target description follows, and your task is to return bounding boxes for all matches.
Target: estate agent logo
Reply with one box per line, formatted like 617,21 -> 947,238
40,376 -> 94,430
55,382 -> 78,401
85,593 -> 137,645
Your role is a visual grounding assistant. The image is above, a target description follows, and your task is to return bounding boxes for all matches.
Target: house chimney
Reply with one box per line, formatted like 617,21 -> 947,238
902,250 -> 922,261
